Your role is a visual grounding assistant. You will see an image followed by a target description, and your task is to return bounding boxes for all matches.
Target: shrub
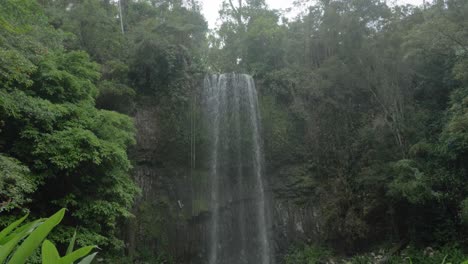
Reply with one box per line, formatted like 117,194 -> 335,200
0,209 -> 97,264
284,245 -> 332,264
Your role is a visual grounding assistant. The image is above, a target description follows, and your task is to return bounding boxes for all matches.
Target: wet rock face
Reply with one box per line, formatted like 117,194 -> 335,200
133,99 -> 160,165
272,199 -> 323,255
128,96 -> 208,263
127,95 -> 323,263
126,98 -> 160,258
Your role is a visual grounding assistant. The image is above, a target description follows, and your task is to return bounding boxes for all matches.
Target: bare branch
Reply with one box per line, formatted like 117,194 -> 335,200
228,0 -> 243,26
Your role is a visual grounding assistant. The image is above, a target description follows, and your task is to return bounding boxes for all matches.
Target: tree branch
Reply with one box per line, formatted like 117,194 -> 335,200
228,0 -> 243,26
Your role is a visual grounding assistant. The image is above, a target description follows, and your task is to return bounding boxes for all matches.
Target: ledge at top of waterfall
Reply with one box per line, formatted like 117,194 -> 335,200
201,73 -> 274,264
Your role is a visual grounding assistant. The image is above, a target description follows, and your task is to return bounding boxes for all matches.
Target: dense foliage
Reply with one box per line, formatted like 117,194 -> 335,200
0,0 -> 137,260
1,0 -> 468,262
0,209 -> 97,264
1,0 -> 209,260
210,0 -> 468,257
285,245 -> 468,264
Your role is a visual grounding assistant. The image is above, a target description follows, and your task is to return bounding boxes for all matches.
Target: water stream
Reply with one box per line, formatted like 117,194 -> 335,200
203,74 -> 272,264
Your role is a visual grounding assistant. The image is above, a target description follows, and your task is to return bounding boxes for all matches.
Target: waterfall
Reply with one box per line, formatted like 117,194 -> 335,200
203,74 -> 272,264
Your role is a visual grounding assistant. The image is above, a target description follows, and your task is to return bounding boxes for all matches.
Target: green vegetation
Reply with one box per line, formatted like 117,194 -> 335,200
285,245 -> 468,264
0,209 -> 97,264
1,0 -> 468,262
212,0 -> 468,252
210,0 -> 468,261
1,0 -> 206,261
0,0 -> 136,260
285,245 -> 332,264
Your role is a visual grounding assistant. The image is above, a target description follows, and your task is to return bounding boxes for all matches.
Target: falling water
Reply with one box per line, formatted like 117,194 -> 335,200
203,74 -> 272,264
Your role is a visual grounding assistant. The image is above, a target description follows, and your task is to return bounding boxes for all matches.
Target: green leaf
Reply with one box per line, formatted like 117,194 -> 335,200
0,219 -> 43,245
42,240 -> 60,264
0,214 -> 28,243
441,255 -> 448,264
0,229 -> 25,263
8,208 -> 66,264
0,220 -> 39,263
66,230 -> 77,255
60,246 -> 96,264
76,252 -> 97,264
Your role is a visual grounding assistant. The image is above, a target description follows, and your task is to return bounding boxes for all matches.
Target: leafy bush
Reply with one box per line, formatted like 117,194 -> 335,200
0,155 -> 37,213
0,0 -> 138,255
348,246 -> 468,264
387,159 -> 433,204
461,198 -> 468,225
285,245 -> 468,264
0,209 -> 97,264
284,245 -> 332,264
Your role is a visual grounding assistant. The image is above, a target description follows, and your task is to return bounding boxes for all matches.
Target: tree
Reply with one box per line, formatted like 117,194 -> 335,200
0,1 -> 138,259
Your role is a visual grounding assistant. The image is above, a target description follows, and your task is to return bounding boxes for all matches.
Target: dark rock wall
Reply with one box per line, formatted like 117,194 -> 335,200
127,95 -> 322,263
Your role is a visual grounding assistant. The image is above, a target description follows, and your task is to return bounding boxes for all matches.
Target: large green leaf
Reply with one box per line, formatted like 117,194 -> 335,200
0,219 -> 43,245
60,246 -> 96,264
0,230 -> 25,263
41,240 -> 60,264
8,208 -> 65,264
66,230 -> 77,255
0,220 -> 40,263
76,252 -> 98,264
0,214 -> 28,243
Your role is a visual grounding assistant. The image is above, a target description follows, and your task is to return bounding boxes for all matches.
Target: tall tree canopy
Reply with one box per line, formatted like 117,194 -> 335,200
210,0 -> 468,252
0,0 -> 137,259
1,0 -> 468,262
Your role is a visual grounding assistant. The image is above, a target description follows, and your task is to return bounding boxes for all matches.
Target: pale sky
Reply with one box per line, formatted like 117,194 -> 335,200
201,0 -> 426,29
